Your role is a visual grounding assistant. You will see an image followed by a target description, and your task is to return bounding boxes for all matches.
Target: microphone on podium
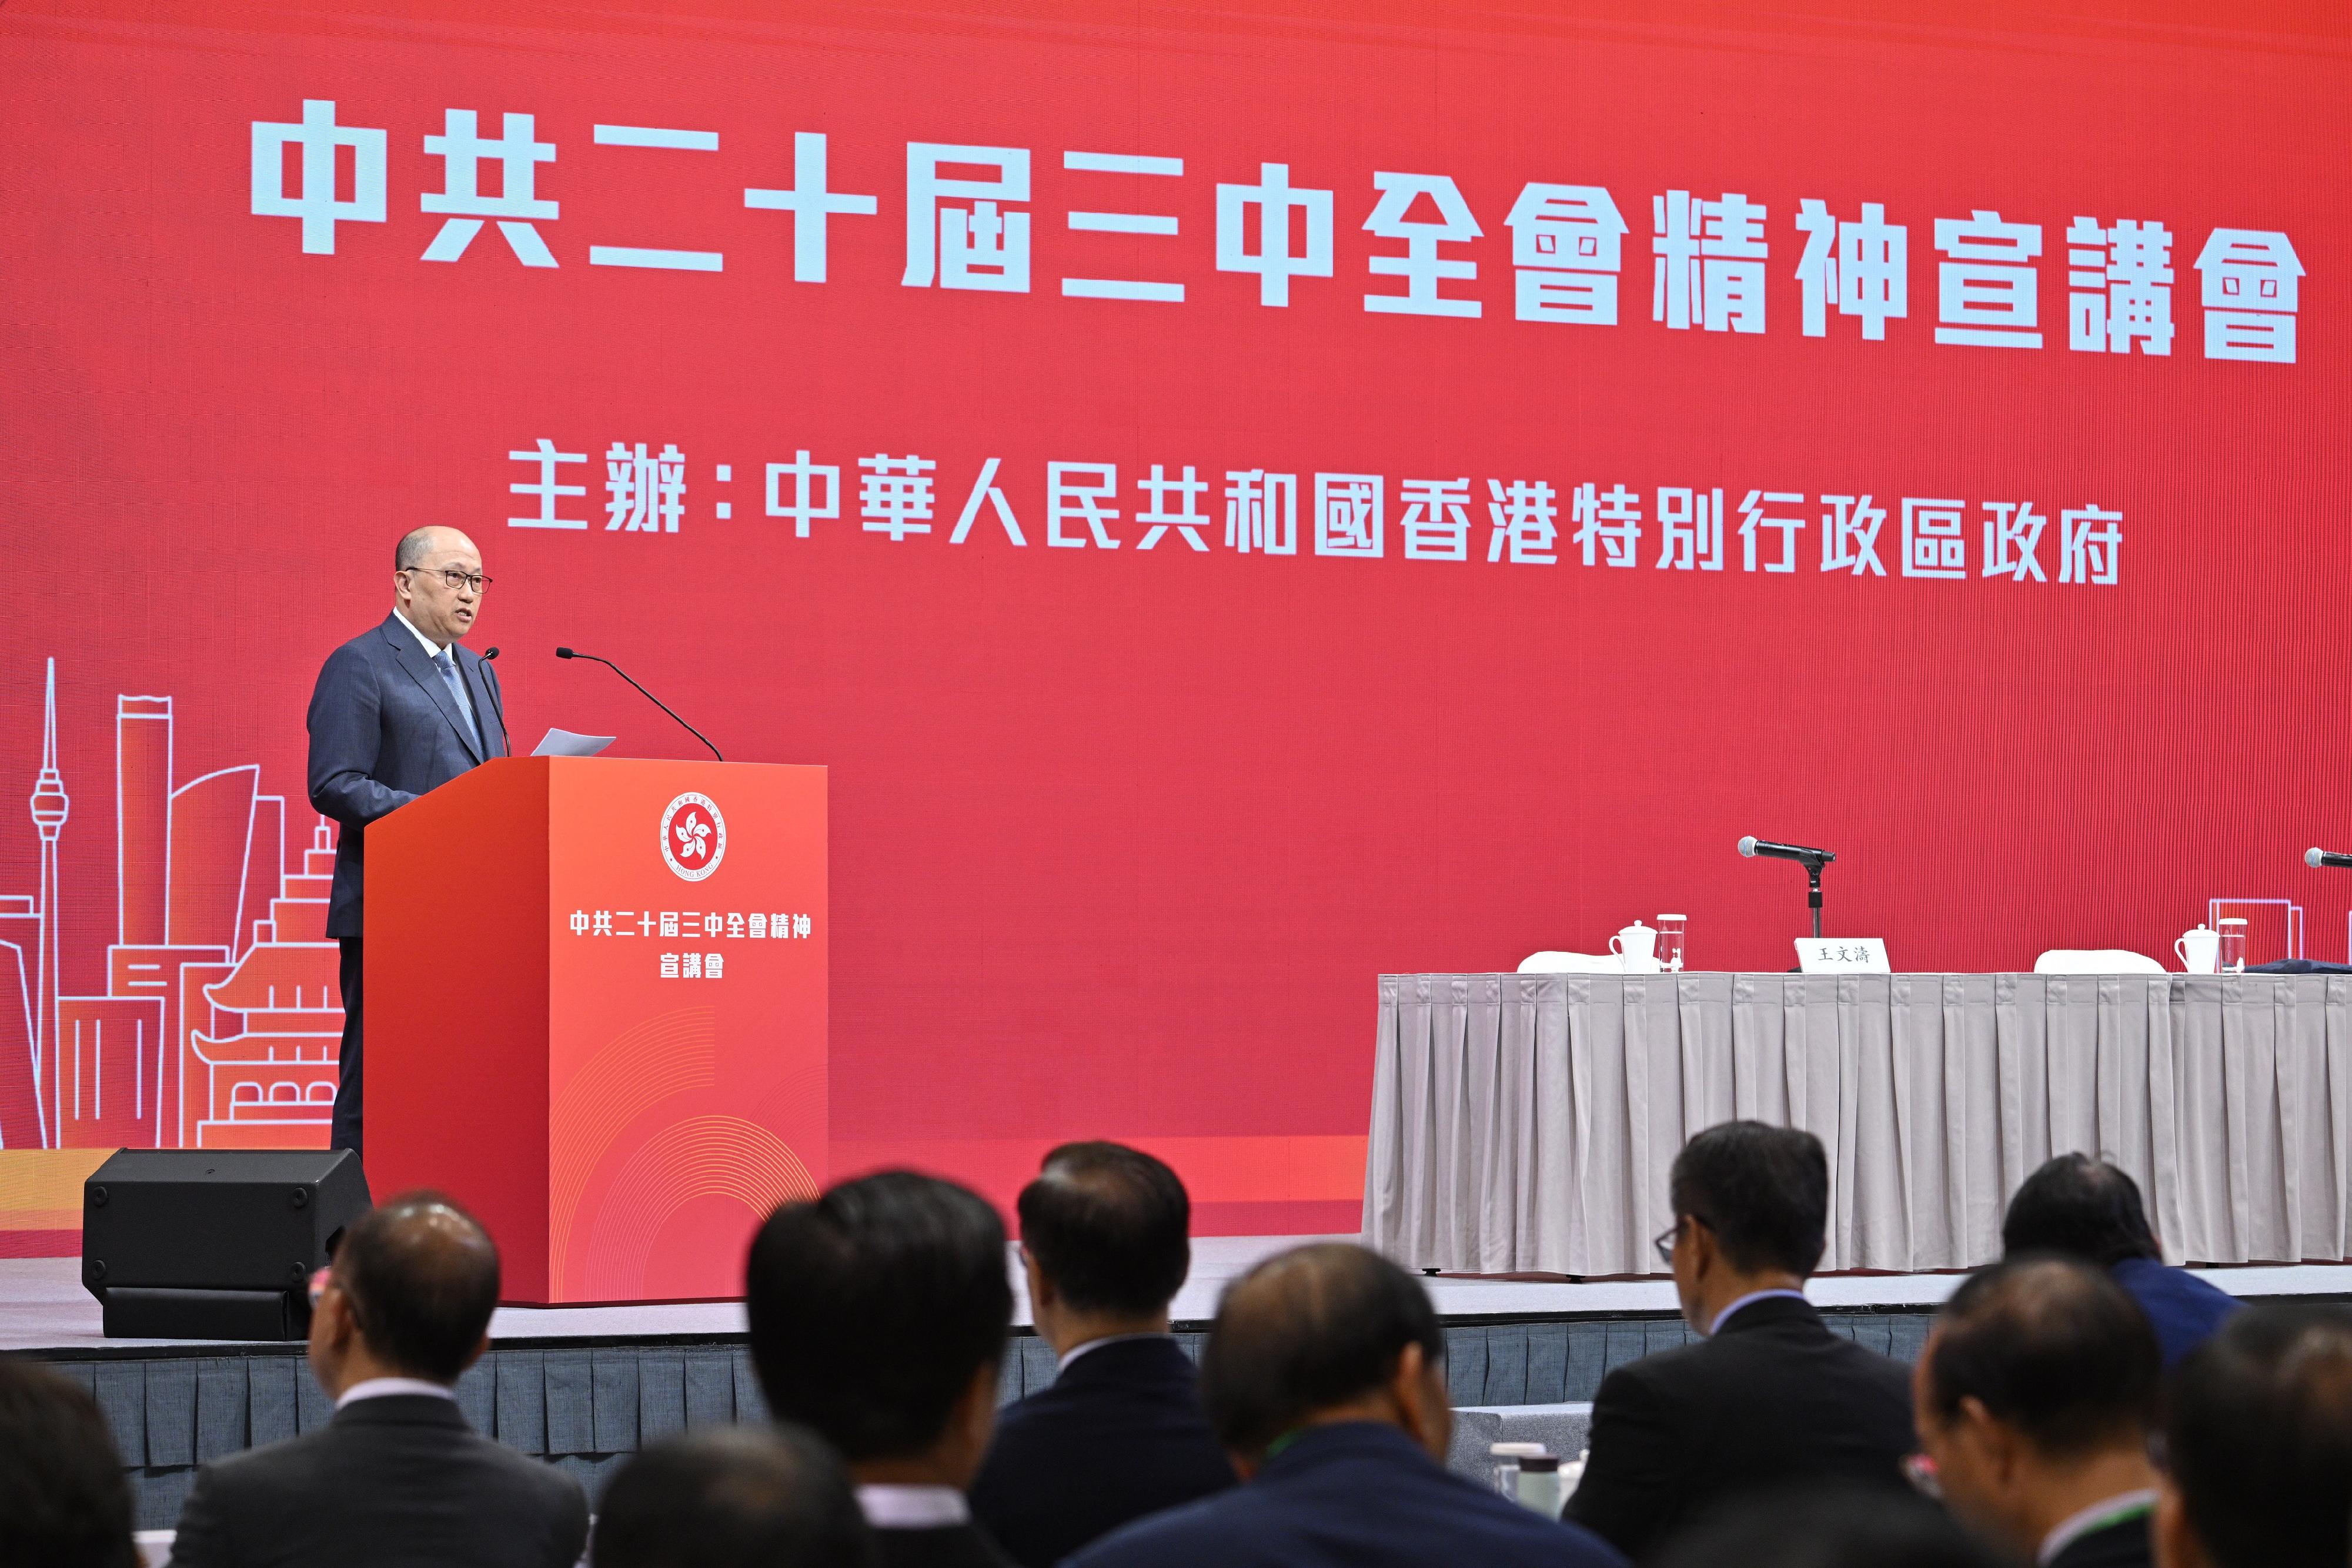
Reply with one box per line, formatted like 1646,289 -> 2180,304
1738,835 -> 1836,866
476,646 -> 509,748
1738,835 -> 1838,940
554,647 -> 724,761
2307,847 -> 2352,870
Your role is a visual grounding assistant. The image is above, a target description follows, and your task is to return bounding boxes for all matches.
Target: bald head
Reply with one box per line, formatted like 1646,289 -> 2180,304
392,527 -> 485,646
395,526 -> 475,571
1201,1243 -> 1447,1460
333,1191 -> 501,1383
1923,1256 -> 2159,1456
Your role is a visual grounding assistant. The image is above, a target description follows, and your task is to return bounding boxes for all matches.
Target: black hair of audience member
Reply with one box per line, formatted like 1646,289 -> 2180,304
1922,1255 -> 2159,1455
0,1355 -> 139,1568
2161,1303 -> 2352,1568
333,1189 -> 503,1382
1648,1486 -> 2013,1568
590,1423 -> 876,1568
1999,1154 -> 2162,1266
1015,1142 -> 1190,1316
1668,1121 -> 1829,1278
746,1170 -> 1011,1462
1200,1242 -> 1446,1461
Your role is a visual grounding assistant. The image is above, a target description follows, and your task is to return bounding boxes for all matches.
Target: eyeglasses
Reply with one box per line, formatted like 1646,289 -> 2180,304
400,565 -> 493,593
1652,1212 -> 1712,1265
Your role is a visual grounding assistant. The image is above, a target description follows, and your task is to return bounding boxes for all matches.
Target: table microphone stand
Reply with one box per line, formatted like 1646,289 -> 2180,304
1806,859 -> 1825,940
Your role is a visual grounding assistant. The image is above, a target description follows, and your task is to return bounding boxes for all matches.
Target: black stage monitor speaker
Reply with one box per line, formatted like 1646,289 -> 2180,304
83,1149 -> 372,1340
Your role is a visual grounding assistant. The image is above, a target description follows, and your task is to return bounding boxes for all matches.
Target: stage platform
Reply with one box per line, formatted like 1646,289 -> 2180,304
11,1238 -> 2349,1356
12,1241 -> 2350,1530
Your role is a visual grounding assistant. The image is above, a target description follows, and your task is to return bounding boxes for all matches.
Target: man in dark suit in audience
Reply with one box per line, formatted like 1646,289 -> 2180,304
1914,1257 -> 2164,1568
1065,1242 -> 1626,1568
591,1424 -> 877,1568
2000,1154 -> 2240,1369
747,1171 -> 1018,1568
168,1192 -> 587,1568
969,1142 -> 1235,1567
1564,1121 -> 1916,1562
307,526 -> 509,1157
2153,1304 -> 2352,1568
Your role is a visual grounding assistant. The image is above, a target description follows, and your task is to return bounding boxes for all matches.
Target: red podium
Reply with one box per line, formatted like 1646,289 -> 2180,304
365,757 -> 826,1304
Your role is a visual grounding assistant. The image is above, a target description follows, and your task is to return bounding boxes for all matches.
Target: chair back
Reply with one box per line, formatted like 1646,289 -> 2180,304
2032,948 -> 2166,975
1517,951 -> 1625,974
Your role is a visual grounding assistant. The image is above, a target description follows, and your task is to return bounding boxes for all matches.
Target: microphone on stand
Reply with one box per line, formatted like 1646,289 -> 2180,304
1738,836 -> 1836,866
476,647 -> 509,754
2307,847 -> 2352,870
1738,835 -> 1838,940
554,647 -> 724,761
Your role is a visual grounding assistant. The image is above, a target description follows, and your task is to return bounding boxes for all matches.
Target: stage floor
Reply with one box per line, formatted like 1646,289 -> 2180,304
9,1240 -> 2351,1356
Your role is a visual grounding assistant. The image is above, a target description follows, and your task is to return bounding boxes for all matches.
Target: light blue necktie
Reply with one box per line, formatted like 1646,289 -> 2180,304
435,647 -> 483,753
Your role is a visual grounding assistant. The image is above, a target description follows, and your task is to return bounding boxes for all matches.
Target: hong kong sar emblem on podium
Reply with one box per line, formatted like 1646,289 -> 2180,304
660,791 -> 727,881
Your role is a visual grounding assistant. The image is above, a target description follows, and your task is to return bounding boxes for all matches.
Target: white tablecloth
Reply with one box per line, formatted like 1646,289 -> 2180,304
1364,972 -> 2352,1275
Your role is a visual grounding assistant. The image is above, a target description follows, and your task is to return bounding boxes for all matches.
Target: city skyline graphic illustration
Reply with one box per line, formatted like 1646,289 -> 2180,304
1,658 -> 343,1151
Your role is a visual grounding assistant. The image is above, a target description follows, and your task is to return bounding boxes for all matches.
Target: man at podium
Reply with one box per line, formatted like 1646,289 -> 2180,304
306,527 -> 510,1158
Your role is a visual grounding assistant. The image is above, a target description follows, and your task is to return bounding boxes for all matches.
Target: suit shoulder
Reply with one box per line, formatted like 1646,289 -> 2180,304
465,1428 -> 586,1497
1065,1488 -> 1243,1567
318,626 -> 393,678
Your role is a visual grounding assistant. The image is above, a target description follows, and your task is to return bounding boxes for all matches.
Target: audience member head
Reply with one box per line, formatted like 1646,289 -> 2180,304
590,1423 -> 874,1568
1663,1120 -> 1829,1332
1200,1242 -> 1449,1473
1915,1256 -> 2160,1559
1649,1486 -> 2012,1568
310,1189 -> 500,1396
746,1170 -> 1011,1487
0,1356 -> 138,1568
2000,1154 -> 2163,1266
2154,1303 -> 2352,1568
1015,1141 -> 1190,1354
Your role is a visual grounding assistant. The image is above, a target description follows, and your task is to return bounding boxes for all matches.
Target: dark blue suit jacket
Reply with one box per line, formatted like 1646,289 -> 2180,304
2112,1258 -> 2241,1369
307,614 -> 508,938
1067,1422 -> 1626,1568
970,1336 -> 1235,1567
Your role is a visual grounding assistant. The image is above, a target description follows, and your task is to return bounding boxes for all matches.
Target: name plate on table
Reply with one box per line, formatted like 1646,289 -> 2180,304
1796,938 -> 1891,974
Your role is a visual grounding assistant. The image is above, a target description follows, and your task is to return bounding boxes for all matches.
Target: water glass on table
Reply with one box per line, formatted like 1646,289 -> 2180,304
1656,914 -> 1687,972
2218,917 -> 2248,974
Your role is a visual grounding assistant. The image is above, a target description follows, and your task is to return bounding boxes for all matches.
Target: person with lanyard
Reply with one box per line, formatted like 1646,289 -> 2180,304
1912,1256 -> 2163,1568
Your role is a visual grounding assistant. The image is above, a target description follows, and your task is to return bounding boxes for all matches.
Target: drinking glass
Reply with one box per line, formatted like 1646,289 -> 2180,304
1656,915 -> 1688,972
2218,917 -> 2248,974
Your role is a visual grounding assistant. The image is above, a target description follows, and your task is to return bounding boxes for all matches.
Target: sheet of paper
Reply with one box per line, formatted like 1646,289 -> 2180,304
532,728 -> 615,758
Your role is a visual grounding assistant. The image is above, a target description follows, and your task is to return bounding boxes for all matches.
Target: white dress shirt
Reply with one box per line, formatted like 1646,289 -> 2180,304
1056,1330 -> 1175,1373
855,1485 -> 970,1529
2037,1489 -> 2157,1565
335,1376 -> 458,1410
391,606 -> 447,658
1709,1288 -> 1810,1336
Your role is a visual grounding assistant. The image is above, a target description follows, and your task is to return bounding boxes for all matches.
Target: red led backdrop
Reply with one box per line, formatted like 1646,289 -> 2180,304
0,0 -> 2344,1245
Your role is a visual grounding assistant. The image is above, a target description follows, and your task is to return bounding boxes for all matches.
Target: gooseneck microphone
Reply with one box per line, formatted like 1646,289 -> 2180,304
476,647 -> 509,754
2308,847 -> 2352,870
1738,835 -> 1838,939
1738,836 -> 1836,865
554,647 -> 723,761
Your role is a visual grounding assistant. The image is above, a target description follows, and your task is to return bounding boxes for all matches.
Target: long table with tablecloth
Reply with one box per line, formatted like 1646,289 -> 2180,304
1364,971 -> 2352,1276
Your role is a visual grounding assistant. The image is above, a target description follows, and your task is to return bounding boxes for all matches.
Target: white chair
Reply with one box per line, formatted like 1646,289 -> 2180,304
1517,951 -> 1623,974
2032,948 -> 2166,975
